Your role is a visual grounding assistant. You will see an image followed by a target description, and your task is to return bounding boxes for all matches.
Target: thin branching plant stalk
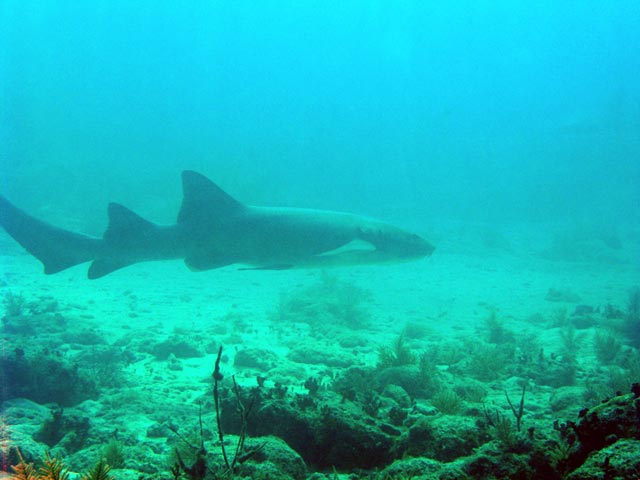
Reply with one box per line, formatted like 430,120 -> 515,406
505,383 -> 526,432
213,345 -> 230,470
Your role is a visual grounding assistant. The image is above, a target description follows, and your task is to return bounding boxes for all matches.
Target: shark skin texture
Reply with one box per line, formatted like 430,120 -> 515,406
0,171 -> 434,279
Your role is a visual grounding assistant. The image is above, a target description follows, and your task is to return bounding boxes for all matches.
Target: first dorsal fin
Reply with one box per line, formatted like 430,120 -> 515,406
178,171 -> 244,223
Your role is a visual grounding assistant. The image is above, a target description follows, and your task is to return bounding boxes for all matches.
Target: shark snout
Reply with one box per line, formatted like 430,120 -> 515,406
357,225 -> 435,260
402,233 -> 435,258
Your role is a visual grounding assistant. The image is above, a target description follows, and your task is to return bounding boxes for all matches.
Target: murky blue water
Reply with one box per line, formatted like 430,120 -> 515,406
1,1 -> 638,230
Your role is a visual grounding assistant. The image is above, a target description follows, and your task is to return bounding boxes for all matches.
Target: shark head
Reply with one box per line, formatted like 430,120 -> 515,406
353,220 -> 435,263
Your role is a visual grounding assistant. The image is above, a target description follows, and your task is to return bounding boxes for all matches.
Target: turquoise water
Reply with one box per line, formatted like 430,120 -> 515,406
1,2 -> 639,478
2,2 -> 638,226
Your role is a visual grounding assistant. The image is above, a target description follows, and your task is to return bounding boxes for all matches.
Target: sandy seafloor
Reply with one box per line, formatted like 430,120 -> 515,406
1,220 -> 639,479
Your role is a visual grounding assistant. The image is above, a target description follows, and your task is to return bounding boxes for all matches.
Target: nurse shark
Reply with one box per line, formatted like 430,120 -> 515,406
0,171 -> 434,279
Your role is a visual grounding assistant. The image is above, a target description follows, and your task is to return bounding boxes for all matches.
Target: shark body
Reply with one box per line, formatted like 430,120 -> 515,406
0,171 -> 434,279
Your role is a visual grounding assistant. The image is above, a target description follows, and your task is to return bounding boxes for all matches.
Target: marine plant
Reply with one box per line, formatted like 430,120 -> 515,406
622,349 -> 640,381
546,437 -> 574,479
558,324 -> 584,359
102,438 -> 125,469
584,351 -> 640,401
504,383 -> 527,432
37,453 -> 70,480
417,351 -> 441,396
550,307 -> 568,327
80,459 -> 115,480
624,286 -> 640,347
455,382 -> 488,403
273,272 -> 371,328
77,345 -> 128,389
26,295 -> 60,315
1,347 -> 99,406
482,406 -> 529,453
464,342 -> 510,381
11,449 -> 37,480
332,366 -> 378,402
536,350 -> 577,388
428,341 -> 465,367
3,290 -> 26,317
606,365 -> 637,396
483,309 -> 514,344
490,412 -> 519,449
377,332 -> 416,369
430,389 -> 463,415
583,375 -> 611,406
514,331 -> 541,367
11,450 -> 114,480
170,346 -> 263,479
593,329 -> 622,364
482,383 -> 529,452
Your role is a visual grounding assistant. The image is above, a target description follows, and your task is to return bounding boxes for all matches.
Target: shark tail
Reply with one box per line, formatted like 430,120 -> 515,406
0,195 -> 102,275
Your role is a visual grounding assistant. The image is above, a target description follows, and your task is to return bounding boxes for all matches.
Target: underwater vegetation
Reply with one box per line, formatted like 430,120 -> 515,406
429,389 -> 464,415
1,347 -> 99,406
624,286 -> 640,347
3,290 -> 27,316
11,451 -> 115,480
376,331 -> 416,369
375,333 -> 442,399
221,343 -> 640,479
102,439 -> 125,470
4,278 -> 640,479
5,311 -> 640,480
593,329 -> 622,364
272,273 -> 371,329
167,347 -> 266,479
2,291 -> 60,319
1,297 -> 130,407
1,290 -> 132,407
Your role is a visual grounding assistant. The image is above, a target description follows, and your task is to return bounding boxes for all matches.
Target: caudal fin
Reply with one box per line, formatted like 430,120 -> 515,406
0,195 -> 101,274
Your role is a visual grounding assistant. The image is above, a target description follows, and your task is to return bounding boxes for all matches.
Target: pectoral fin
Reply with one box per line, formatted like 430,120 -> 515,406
238,264 -> 294,271
184,252 -> 233,271
88,258 -> 134,279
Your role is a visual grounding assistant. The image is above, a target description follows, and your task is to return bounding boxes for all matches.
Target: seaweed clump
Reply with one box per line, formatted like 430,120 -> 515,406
3,290 -> 27,317
273,273 -> 371,329
377,332 -> 416,369
0,348 -> 98,406
593,329 -> 623,364
11,450 -> 115,480
375,334 -> 441,398
624,287 -> 640,347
